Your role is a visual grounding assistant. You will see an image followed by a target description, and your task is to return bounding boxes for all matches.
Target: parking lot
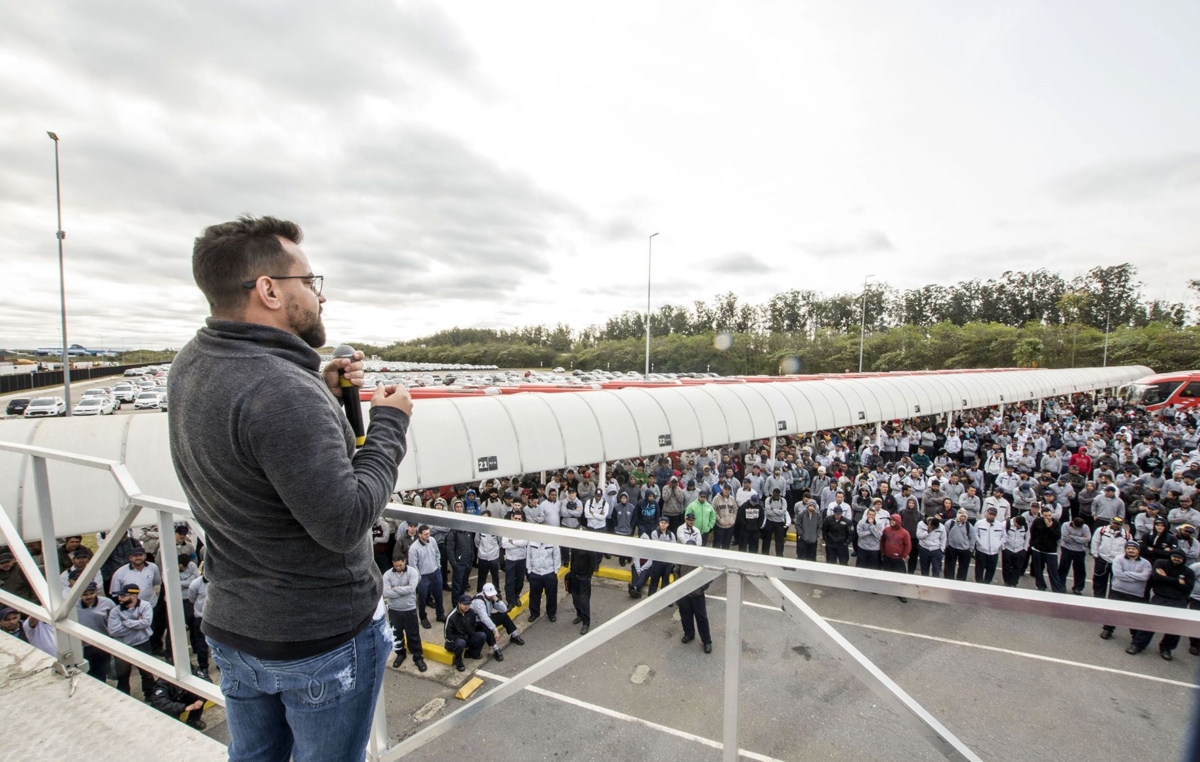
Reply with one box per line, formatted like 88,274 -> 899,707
2,376 -> 167,420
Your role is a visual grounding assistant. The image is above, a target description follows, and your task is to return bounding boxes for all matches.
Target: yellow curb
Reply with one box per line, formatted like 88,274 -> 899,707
455,676 -> 485,700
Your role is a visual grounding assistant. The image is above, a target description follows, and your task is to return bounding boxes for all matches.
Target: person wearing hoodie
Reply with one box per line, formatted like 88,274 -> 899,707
444,499 -> 476,603
855,508 -> 883,570
1029,507 -> 1066,593
762,488 -> 792,557
1129,549 -> 1196,658
1100,541 -> 1152,641
685,489 -> 717,546
643,518 -> 677,594
941,509 -> 973,582
661,477 -> 687,533
712,484 -> 740,550
917,516 -> 947,577
636,494 -> 662,538
463,489 -> 481,516
880,512 -> 912,578
611,493 -> 638,566
895,497 -> 923,574
735,494 -> 767,554
793,499 -> 823,562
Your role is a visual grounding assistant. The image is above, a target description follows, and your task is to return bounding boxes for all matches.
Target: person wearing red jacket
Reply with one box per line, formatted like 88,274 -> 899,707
880,513 -> 913,602
1070,447 -> 1093,477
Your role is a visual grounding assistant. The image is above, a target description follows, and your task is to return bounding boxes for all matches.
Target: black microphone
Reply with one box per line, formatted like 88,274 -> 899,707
333,344 -> 365,447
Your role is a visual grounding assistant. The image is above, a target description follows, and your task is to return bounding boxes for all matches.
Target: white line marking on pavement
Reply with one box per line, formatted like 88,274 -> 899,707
476,669 -> 788,762
705,595 -> 1200,690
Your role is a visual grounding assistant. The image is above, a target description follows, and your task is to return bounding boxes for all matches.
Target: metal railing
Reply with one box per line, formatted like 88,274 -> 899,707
0,441 -> 221,705
2,441 -> 1199,762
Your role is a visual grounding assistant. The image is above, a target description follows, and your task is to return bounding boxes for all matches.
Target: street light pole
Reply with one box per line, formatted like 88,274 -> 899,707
47,131 -> 71,415
858,274 -> 875,373
645,232 -> 658,376
1102,311 -> 1110,367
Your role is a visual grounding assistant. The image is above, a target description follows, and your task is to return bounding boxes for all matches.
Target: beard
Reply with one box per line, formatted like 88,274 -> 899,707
286,296 -> 326,348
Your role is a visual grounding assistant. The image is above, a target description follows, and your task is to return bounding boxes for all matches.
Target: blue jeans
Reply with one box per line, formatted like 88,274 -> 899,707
207,614 -> 392,762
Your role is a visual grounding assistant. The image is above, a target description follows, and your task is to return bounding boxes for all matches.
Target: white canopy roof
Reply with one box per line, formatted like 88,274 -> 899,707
0,365 -> 1151,536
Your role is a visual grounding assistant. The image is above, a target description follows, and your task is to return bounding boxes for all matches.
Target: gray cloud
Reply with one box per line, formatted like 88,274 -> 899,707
707,252 -> 775,275
797,229 -> 894,257
1049,153 -> 1200,205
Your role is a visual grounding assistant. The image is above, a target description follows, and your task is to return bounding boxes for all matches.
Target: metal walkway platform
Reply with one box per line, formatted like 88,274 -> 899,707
0,636 -> 226,761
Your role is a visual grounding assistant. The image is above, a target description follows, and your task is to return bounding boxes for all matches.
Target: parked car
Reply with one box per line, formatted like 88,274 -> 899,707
111,382 -> 137,403
134,391 -> 162,410
6,398 -> 31,417
159,392 -> 169,412
73,396 -> 116,416
81,388 -> 120,408
24,397 -> 67,417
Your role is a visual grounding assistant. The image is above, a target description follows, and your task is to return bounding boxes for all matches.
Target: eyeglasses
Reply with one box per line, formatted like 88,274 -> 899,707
242,274 -> 324,296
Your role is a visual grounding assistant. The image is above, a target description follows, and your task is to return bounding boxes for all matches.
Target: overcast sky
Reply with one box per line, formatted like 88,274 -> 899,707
3,1 -> 1198,350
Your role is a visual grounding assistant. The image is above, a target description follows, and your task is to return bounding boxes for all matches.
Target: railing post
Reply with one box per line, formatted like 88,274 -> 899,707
367,680 -> 389,762
157,508 -> 193,681
722,570 -> 743,762
31,455 -> 84,673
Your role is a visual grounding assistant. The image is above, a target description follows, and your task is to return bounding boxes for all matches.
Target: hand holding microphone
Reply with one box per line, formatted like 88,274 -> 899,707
329,345 -> 414,449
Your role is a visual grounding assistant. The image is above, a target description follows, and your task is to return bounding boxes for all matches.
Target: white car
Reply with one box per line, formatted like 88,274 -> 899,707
111,382 -> 137,403
134,391 -> 162,410
73,396 -> 116,416
23,397 -> 67,417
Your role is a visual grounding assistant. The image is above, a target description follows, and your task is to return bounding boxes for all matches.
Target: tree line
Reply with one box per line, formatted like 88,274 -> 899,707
362,264 -> 1200,374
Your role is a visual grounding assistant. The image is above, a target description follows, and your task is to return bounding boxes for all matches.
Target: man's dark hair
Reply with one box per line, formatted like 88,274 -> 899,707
192,215 -> 303,315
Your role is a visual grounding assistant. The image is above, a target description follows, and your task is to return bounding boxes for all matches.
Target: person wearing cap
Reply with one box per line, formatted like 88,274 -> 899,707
148,673 -> 208,730
107,544 -> 162,609
108,583 -> 155,695
1128,548 -> 1196,659
57,545 -> 103,594
75,581 -> 116,681
686,492 -> 710,544
971,507 -> 1005,584
0,549 -> 35,603
1,606 -> 27,646
821,506 -> 854,565
1175,525 -> 1199,564
525,540 -> 561,623
643,517 -> 677,594
660,476 -> 688,534
735,493 -> 767,554
443,595 -> 487,672
1134,502 -> 1162,543
675,534 -> 713,654
382,555 -> 426,673
1091,517 -> 1134,599
676,511 -> 703,547
1092,485 -> 1126,528
982,486 -> 1011,525
471,583 -> 525,654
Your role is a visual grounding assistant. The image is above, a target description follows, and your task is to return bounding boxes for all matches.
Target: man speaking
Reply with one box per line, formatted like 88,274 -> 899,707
168,215 -> 412,762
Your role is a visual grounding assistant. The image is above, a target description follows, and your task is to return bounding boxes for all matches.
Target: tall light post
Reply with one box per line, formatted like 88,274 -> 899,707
1102,310 -> 1110,367
47,131 -> 71,414
858,274 -> 875,373
645,232 -> 658,376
